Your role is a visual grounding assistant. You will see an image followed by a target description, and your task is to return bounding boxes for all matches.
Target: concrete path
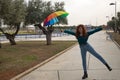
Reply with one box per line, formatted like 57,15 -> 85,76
11,31 -> 120,80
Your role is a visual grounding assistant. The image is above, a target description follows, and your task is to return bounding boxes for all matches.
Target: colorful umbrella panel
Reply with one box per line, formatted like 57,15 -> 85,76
43,11 -> 69,26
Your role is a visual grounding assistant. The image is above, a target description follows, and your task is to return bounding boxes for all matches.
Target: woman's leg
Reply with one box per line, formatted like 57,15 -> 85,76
80,46 -> 88,79
80,46 -> 87,72
86,43 -> 112,71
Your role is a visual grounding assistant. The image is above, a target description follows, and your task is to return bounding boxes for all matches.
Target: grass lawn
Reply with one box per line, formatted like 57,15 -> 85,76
0,41 -> 76,80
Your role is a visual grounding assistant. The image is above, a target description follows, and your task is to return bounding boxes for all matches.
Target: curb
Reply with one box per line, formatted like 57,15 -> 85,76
106,32 -> 120,49
10,43 -> 78,80
112,39 -> 120,49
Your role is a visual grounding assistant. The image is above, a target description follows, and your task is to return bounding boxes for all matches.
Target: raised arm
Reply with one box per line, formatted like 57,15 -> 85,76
87,27 -> 102,35
64,30 -> 75,36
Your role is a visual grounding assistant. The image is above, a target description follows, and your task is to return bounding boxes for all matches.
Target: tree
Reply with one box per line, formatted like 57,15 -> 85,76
107,17 -> 116,32
107,12 -> 120,34
116,12 -> 120,34
0,33 -> 1,48
26,0 -> 68,45
26,0 -> 54,45
0,0 -> 26,45
39,2 -> 68,45
34,23 -> 54,45
0,0 -> 11,19
25,0 -> 46,24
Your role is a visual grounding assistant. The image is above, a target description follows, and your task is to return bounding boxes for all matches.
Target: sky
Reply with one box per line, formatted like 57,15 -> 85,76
26,0 -> 120,26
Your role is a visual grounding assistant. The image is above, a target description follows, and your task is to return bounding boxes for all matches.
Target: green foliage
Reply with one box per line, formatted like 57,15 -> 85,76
117,12 -> 120,27
25,0 -> 45,24
107,20 -> 115,27
25,0 -> 68,25
0,0 -> 11,19
0,0 -> 26,25
107,12 -> 120,33
9,0 -> 26,25
107,12 -> 120,27
0,0 -> 68,26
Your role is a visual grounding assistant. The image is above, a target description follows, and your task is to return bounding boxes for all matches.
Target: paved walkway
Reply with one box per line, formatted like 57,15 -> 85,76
11,31 -> 120,80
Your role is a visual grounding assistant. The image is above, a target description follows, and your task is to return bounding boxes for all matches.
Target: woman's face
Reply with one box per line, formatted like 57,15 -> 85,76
78,27 -> 83,33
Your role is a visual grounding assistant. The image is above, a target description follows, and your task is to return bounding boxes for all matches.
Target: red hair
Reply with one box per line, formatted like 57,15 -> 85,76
76,24 -> 87,38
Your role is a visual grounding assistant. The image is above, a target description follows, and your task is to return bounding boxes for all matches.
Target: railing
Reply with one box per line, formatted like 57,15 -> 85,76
0,32 -> 69,42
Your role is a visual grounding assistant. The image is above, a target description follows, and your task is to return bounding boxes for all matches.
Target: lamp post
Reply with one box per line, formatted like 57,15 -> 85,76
106,16 -> 110,32
110,1 -> 117,32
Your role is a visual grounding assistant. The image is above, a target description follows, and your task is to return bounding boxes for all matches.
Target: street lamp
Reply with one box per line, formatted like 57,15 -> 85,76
106,16 -> 110,32
110,1 -> 117,32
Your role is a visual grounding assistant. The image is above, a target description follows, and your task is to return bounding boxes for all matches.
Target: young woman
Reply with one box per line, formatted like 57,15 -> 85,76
64,24 -> 112,79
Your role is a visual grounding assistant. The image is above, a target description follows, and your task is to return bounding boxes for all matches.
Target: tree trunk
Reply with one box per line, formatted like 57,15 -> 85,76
0,43 -> 1,48
112,27 -> 115,32
118,27 -> 120,34
46,33 -> 52,45
9,37 -> 16,45
115,27 -> 117,33
34,23 -> 54,45
0,24 -> 20,45
5,33 -> 16,45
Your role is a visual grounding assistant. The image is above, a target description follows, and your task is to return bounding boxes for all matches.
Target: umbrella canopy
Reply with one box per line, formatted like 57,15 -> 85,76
43,11 -> 69,26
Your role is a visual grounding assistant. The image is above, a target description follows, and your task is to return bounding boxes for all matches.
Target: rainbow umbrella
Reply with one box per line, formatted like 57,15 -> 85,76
43,11 -> 69,26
